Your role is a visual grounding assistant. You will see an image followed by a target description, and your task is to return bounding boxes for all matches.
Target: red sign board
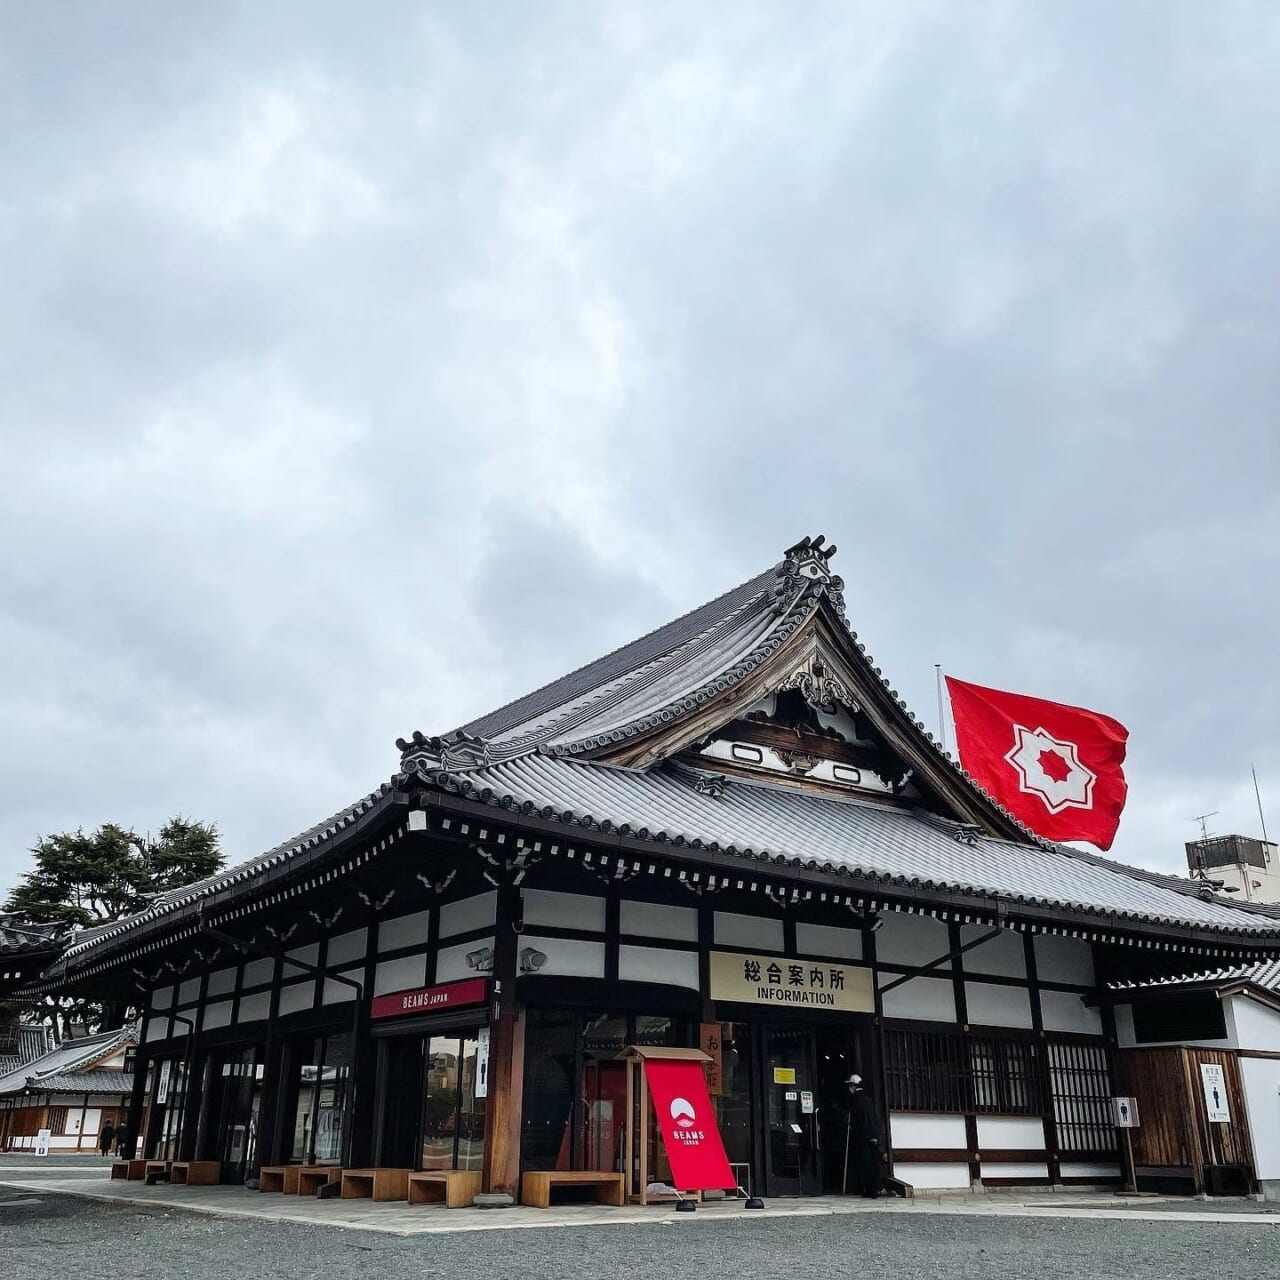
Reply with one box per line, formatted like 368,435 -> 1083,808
643,1058 -> 735,1192
370,977 -> 488,1021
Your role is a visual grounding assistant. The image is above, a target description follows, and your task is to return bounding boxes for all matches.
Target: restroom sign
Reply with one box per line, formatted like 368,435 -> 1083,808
708,951 -> 874,1013
1199,1062 -> 1230,1124
1111,1096 -> 1139,1128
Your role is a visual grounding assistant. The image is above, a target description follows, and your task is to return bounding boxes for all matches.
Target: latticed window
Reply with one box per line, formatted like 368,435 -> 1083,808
46,1106 -> 69,1134
884,1028 -> 1044,1116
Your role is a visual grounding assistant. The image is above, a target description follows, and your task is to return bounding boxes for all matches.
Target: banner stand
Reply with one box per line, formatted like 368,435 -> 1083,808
617,1045 -> 761,1209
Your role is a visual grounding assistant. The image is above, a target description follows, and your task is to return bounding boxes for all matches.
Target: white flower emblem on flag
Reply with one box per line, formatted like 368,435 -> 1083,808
1003,724 -> 1096,814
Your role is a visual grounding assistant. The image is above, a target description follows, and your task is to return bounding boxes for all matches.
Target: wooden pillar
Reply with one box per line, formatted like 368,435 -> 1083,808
482,885 -> 526,1199
125,1047 -> 149,1160
253,955 -> 286,1174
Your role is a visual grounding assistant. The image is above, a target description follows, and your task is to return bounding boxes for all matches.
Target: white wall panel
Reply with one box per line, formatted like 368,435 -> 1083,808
150,985 -> 174,1010
178,978 -> 201,1004
242,958 -> 275,988
326,928 -> 368,968
519,935 -> 605,980
435,937 -> 494,985
876,913 -> 950,967
960,926 -> 1026,979
618,945 -> 699,990
284,943 -> 320,976
976,1116 -> 1045,1150
322,968 -> 363,1004
170,1010 -> 194,1037
880,975 -> 956,1022
206,966 -> 238,997
144,1017 -> 169,1041
897,1162 -> 971,1190
796,922 -> 862,961
1240,1056 -> 1280,1180
966,982 -> 1034,1029
374,954 -> 427,996
890,1112 -> 967,1149
522,889 -> 606,933
1233,996 -> 1280,1053
1059,1162 -> 1122,1179
620,899 -> 698,942
202,1000 -> 233,1029
278,982 -> 315,1016
715,912 -> 783,951
439,892 -> 497,939
379,910 -> 430,952
236,991 -> 271,1024
1034,935 -> 1094,986
982,1162 -> 1048,1179
1039,989 -> 1103,1036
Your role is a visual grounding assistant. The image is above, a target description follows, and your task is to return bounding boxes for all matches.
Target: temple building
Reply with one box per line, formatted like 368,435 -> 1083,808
28,538 -> 1280,1199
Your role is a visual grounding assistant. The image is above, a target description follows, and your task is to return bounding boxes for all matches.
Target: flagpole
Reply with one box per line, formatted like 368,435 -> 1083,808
934,665 -> 947,754
1253,764 -> 1270,845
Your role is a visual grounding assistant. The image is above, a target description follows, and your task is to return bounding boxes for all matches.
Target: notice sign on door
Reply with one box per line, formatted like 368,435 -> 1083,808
709,951 -> 874,1013
1200,1062 -> 1231,1123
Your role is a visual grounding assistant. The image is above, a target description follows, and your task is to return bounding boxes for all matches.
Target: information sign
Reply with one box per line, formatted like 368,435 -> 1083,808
1200,1062 -> 1230,1123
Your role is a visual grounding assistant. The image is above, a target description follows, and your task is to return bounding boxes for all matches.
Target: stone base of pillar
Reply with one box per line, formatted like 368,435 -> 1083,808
474,1192 -> 515,1209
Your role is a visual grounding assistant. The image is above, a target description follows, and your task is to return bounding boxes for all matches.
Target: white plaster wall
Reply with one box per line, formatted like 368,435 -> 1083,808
374,954 -> 427,996
796,922 -> 862,961
976,1116 -> 1045,1149
435,937 -> 495,984
144,1018 -> 169,1041
178,978 -> 201,1004
150,985 -> 174,1010
202,1000 -> 233,1029
715,911 -> 783,952
236,991 -> 271,1023
278,982 -> 315,1016
618,945 -> 699,990
880,975 -> 956,1022
959,926 -> 1026,979
1232,996 -> 1280,1053
1060,1162 -> 1122,1179
1034,936 -> 1094,986
620,899 -> 697,942
1039,989 -> 1103,1036
890,1112 -> 967,1148
379,910 -> 430,952
965,982 -> 1034,1029
171,1009 -> 194,1037
322,968 -> 363,1004
326,928 -> 368,968
518,935 -> 605,980
1240,1056 -> 1280,1180
206,966 -> 238,997
284,943 -> 320,976
523,888 -> 606,933
439,892 -> 497,938
897,1162 -> 971,1190
982,1162 -> 1048,1179
876,913 -> 950,967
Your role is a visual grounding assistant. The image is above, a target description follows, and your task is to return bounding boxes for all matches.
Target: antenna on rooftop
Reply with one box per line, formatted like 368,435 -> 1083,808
1191,811 -> 1219,841
1252,765 -> 1270,845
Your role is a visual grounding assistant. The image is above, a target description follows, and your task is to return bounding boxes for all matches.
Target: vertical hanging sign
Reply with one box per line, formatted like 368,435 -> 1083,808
642,1058 -> 735,1192
475,1026 -> 491,1099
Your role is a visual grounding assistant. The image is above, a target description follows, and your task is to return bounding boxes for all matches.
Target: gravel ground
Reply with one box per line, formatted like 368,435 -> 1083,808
2,1186 -> 1277,1280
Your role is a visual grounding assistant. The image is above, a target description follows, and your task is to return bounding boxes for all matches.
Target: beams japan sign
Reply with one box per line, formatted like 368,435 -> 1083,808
370,977 -> 489,1021
708,950 -> 874,1013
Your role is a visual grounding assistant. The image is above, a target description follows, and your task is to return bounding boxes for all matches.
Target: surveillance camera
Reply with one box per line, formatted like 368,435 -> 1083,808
518,946 -> 547,974
465,946 -> 493,972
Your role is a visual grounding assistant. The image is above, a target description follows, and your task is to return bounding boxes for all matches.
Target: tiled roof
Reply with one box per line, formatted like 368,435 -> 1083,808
1110,955 -> 1280,994
0,919 -> 63,955
23,1070 -> 133,1095
422,754 -> 1280,938
0,1024 -> 135,1097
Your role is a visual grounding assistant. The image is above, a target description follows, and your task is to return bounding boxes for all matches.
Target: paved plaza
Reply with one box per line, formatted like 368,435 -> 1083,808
2,1162 -> 1279,1280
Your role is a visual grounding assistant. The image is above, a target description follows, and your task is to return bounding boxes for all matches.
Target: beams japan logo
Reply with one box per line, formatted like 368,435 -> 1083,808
669,1098 -> 696,1129
1003,724 -> 1096,814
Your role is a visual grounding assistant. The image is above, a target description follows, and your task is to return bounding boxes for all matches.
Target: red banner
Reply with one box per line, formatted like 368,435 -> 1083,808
643,1058 -> 735,1192
370,977 -> 488,1021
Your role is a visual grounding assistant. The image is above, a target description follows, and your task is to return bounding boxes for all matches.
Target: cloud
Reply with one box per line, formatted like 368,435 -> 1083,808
2,2 -> 1279,895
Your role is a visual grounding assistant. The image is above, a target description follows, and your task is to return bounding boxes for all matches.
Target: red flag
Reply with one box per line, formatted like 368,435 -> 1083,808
945,676 -> 1129,850
643,1058 -> 735,1192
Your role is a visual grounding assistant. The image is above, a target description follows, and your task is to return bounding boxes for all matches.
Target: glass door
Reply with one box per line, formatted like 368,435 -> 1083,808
211,1046 -> 264,1184
419,1033 -> 487,1171
763,1027 -> 818,1196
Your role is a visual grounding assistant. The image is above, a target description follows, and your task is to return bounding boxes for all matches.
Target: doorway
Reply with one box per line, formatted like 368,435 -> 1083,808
208,1045 -> 264,1184
419,1033 -> 486,1171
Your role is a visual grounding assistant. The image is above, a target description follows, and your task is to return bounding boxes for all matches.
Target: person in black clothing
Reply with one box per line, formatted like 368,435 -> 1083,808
846,1074 -> 882,1198
98,1120 -> 116,1157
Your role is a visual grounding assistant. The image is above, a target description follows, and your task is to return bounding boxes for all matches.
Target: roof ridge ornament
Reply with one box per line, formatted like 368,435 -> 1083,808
778,654 -> 859,716
776,534 -> 846,616
396,729 -> 493,772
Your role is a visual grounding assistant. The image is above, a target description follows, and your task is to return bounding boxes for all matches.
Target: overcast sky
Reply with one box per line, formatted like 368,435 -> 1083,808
2,3 -> 1278,898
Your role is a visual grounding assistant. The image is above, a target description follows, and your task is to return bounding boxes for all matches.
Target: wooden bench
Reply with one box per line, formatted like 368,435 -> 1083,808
170,1160 -> 220,1186
297,1166 -> 344,1196
341,1168 -> 412,1202
259,1165 -> 301,1194
407,1170 -> 482,1209
143,1159 -> 171,1186
521,1170 -> 625,1209
111,1159 -> 148,1181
